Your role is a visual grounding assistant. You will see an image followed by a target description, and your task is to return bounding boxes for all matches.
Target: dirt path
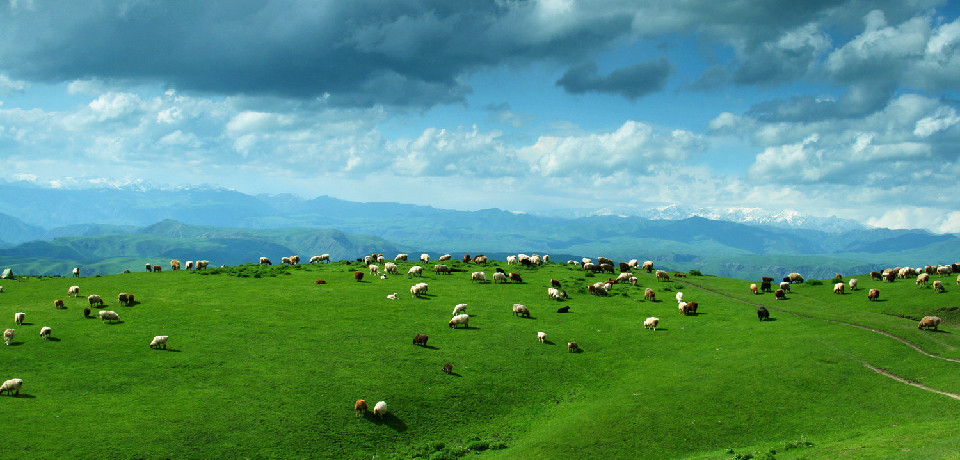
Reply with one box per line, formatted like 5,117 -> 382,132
862,363 -> 960,400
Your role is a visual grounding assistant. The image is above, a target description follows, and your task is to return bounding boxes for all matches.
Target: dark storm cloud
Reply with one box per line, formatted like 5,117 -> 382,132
555,58 -> 671,99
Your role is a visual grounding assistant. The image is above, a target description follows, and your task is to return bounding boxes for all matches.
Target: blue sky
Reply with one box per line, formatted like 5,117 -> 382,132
1,1 -> 960,231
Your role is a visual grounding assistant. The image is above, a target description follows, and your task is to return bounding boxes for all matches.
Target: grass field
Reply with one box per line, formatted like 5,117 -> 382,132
2,260 -> 960,459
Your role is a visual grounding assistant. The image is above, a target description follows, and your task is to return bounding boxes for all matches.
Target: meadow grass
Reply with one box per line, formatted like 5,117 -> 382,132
1,262 -> 960,458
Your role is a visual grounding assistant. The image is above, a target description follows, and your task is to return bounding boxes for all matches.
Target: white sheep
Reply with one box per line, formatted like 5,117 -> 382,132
452,304 -> 467,316
644,317 -> 659,330
449,314 -> 469,328
99,310 -> 120,323
380,274 -> 387,280
377,255 -> 386,264
512,303 -> 530,317
385,262 -> 398,274
506,255 -> 518,265
849,278 -> 858,291
628,276 -> 638,286
395,253 -> 408,261
420,253 -> 430,263
3,328 -> 13,345
363,255 -> 374,265
386,293 -> 399,300
369,264 -> 380,275
938,265 -> 952,276
0,378 -> 22,396
537,331 -> 546,343
493,272 -> 508,283
319,254 -> 331,263
68,285 -> 80,297
150,335 -> 168,349
628,259 -> 639,268
309,255 -> 322,263
14,312 -> 24,325
72,267 -> 80,277
582,257 -> 592,265
410,283 -> 429,297
471,272 -> 486,282
185,261 -> 194,270
548,287 -> 562,300
675,291 -> 683,302
439,254 -> 452,261
779,281 -> 791,292
39,326 -> 51,340
833,282 -> 845,294
373,401 -> 388,419
617,272 -> 634,283
407,266 -> 423,277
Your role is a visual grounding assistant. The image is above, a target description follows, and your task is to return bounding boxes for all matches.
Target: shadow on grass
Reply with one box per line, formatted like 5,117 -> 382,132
6,342 -> 24,346
5,393 -> 36,398
931,329 -> 952,334
542,339 -> 556,345
46,337 -> 61,342
761,318 -> 778,322
419,344 -> 439,350
18,322 -> 33,326
366,412 -> 408,432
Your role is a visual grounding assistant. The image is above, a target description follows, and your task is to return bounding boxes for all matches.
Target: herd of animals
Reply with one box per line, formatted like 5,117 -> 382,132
0,253 -> 955,416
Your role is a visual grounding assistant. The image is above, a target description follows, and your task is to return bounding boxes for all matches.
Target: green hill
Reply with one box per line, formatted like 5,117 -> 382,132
1,260 -> 960,458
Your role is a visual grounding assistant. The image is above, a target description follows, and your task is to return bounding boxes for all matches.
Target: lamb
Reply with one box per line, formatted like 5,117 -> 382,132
420,254 -> 430,263
99,310 -> 120,323
934,280 -> 945,293
471,272 -> 486,282
643,317 -> 659,330
538,331 -> 547,343
849,278 -> 858,291
512,304 -> 530,318
567,342 -> 579,352
14,312 -> 24,325
434,264 -> 451,275
3,328 -> 13,345
775,289 -> 786,300
655,270 -> 669,282
68,285 -> 80,297
452,304 -> 467,316
449,314 -> 469,328
413,333 -> 429,346
917,273 -> 930,285
750,284 -> 759,295
833,283 -> 845,294
373,401 -> 388,419
369,264 -> 380,275
918,316 -> 941,330
395,253 -> 408,261
355,399 -> 368,416
54,299 -> 65,309
150,335 -> 168,349
757,306 -> 770,321
72,267 -> 80,277
439,254 -> 452,261
39,326 -> 51,340
354,271 -> 364,282
868,288 -> 880,301
644,288 -> 656,301
0,378 -> 22,396
385,262 -> 398,274
407,265 -> 423,277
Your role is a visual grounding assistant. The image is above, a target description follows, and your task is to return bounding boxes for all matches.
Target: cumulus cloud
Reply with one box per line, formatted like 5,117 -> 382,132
867,207 -> 960,234
556,58 -> 671,99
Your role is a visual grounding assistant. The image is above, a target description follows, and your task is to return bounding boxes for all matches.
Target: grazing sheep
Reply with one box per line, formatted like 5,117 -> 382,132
779,281 -> 791,292
309,255 -> 322,263
883,271 -> 895,282
152,265 -> 162,272
413,333 -> 429,346
407,266 -> 424,277
54,299 -> 65,309
83,307 -> 91,317
642,261 -> 654,272
99,310 -> 120,323
686,302 -> 699,315
619,262 -> 631,272
354,271 -> 364,282
319,254 -> 332,263
68,285 -> 80,297
538,331 -> 547,343
643,317 -> 659,330
39,326 -> 51,340
473,255 -> 488,264
493,272 -> 508,284
373,401 -> 388,419
512,304 -> 530,318
849,278 -> 858,291
434,264 -> 451,275
471,272 -> 486,282
599,263 -> 615,274
3,328 -> 13,345
410,283 -> 429,298
185,261 -> 194,270
567,342 -> 579,352
934,280 -> 945,293
788,273 -> 804,283
0,378 -> 22,396
449,314 -> 469,328
750,284 -> 759,295
760,281 -> 772,292
146,263 -> 153,272
938,265 -> 952,276
582,263 -> 598,272
420,254 -> 430,263
282,257 -> 292,265
644,288 -> 656,301
72,267 -> 80,277
259,257 -> 272,265
14,312 -> 24,325
439,254 -> 452,261
868,288 -> 880,301
870,271 -> 882,281
384,262 -> 398,274
775,289 -> 786,300
355,399 -> 368,416
628,276 -> 638,286
453,304 -> 467,315
598,257 -> 613,267
88,294 -> 104,308
616,272 -> 634,283
757,306 -> 770,321
678,302 -> 688,315
675,292 -> 683,302
392,253 -> 407,262
149,335 -> 169,349
368,264 -> 380,275
833,283 -> 845,294
195,260 -> 209,270
917,273 -> 930,285
442,363 -> 453,374
956,273 -> 960,285
170,260 -> 181,270
918,316 -> 942,330
290,255 -> 301,265
655,270 -> 669,282
118,293 -> 130,306
508,272 -> 523,283
557,306 -> 570,313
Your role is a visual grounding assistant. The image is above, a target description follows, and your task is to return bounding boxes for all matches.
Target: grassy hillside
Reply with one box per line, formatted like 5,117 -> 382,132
1,261 -> 960,458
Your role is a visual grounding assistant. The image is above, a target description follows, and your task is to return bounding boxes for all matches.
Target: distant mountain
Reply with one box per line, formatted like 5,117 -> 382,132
0,212 -> 46,246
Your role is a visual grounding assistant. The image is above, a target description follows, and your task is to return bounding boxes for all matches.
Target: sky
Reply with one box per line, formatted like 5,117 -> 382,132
1,1 -> 960,232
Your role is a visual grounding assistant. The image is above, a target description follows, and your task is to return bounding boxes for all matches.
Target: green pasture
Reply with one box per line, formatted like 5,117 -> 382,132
1,261 -> 960,459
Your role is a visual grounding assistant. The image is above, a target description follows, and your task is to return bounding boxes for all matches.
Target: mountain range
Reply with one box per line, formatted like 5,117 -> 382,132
0,180 -> 956,279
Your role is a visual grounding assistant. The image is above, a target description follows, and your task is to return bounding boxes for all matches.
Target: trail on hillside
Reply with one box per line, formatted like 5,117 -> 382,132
681,279 -> 960,363
862,363 -> 960,400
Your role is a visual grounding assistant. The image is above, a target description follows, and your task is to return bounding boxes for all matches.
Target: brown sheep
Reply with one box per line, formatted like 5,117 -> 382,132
551,279 -> 562,288
54,299 -> 65,309
644,288 -> 655,301
355,399 -> 368,416
118,293 -> 129,306
618,262 -> 630,272
567,341 -> 579,352
867,288 -> 880,301
775,289 -> 786,300
918,316 -> 941,330
353,271 -> 364,282
934,280 -> 945,293
153,265 -> 162,272
508,272 -> 523,283
83,307 -> 91,317
462,254 -> 471,263
442,363 -> 453,374
749,284 -> 758,295
413,333 -> 429,346
870,271 -> 882,281
655,270 -> 670,282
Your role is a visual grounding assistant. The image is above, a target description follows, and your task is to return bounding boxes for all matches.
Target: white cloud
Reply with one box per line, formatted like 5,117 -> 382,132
867,207 -> 960,234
